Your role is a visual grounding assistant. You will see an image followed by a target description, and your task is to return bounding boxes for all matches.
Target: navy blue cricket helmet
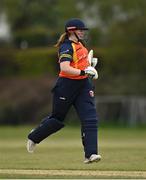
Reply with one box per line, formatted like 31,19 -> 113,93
65,18 -> 89,31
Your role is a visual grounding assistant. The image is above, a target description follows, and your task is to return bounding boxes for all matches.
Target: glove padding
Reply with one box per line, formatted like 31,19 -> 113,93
91,57 -> 98,67
84,66 -> 98,79
88,50 -> 98,67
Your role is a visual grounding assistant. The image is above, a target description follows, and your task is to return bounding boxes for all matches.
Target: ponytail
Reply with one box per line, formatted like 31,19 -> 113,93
54,32 -> 67,47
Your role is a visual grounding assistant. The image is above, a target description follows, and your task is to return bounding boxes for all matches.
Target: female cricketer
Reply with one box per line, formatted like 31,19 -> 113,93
27,18 -> 101,164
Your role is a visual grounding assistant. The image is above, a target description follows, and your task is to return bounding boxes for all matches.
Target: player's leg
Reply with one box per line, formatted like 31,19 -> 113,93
27,85 -> 71,144
27,78 -> 81,152
27,97 -> 69,152
74,79 -> 101,163
27,115 -> 64,153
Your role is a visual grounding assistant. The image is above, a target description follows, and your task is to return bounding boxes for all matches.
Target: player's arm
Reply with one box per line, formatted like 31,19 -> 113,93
60,61 -> 98,79
59,43 -> 81,76
60,61 -> 81,75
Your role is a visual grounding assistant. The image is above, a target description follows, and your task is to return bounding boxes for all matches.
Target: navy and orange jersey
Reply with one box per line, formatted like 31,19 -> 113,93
58,39 -> 90,79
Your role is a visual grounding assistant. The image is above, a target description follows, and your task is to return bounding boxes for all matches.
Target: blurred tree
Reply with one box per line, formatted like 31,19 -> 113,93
78,0 -> 146,46
0,0 -> 81,47
0,0 -> 146,47
2,0 -> 58,29
1,0 -> 59,47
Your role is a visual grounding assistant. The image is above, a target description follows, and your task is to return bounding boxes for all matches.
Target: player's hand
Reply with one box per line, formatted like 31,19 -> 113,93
84,66 -> 98,79
88,50 -> 98,67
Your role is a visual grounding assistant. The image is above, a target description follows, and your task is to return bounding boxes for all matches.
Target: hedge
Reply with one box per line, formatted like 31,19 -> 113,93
0,47 -> 58,77
14,47 -> 58,76
1,46 -> 146,125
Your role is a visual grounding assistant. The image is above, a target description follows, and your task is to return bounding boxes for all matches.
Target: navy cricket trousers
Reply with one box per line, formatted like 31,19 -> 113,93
28,77 -> 98,158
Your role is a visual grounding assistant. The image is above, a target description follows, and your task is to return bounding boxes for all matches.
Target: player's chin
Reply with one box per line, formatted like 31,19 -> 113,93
79,34 -> 88,41
78,35 -> 84,40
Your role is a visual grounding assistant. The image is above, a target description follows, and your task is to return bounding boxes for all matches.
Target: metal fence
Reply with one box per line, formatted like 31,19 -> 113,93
96,96 -> 146,126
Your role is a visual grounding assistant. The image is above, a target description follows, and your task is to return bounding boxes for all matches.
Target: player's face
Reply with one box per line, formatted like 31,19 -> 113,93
75,30 -> 86,40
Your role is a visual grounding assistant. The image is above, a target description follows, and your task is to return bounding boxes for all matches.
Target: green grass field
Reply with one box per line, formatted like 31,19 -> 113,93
0,125 -> 146,179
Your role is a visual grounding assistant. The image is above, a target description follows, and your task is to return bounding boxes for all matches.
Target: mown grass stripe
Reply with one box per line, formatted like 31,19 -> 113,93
0,169 -> 146,178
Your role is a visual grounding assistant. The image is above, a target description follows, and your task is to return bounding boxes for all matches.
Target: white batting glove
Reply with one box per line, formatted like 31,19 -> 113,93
84,66 -> 98,79
88,50 -> 98,67
88,50 -> 93,65
91,57 -> 98,67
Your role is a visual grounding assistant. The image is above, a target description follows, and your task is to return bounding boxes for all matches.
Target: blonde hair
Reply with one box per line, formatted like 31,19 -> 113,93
54,32 -> 67,47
